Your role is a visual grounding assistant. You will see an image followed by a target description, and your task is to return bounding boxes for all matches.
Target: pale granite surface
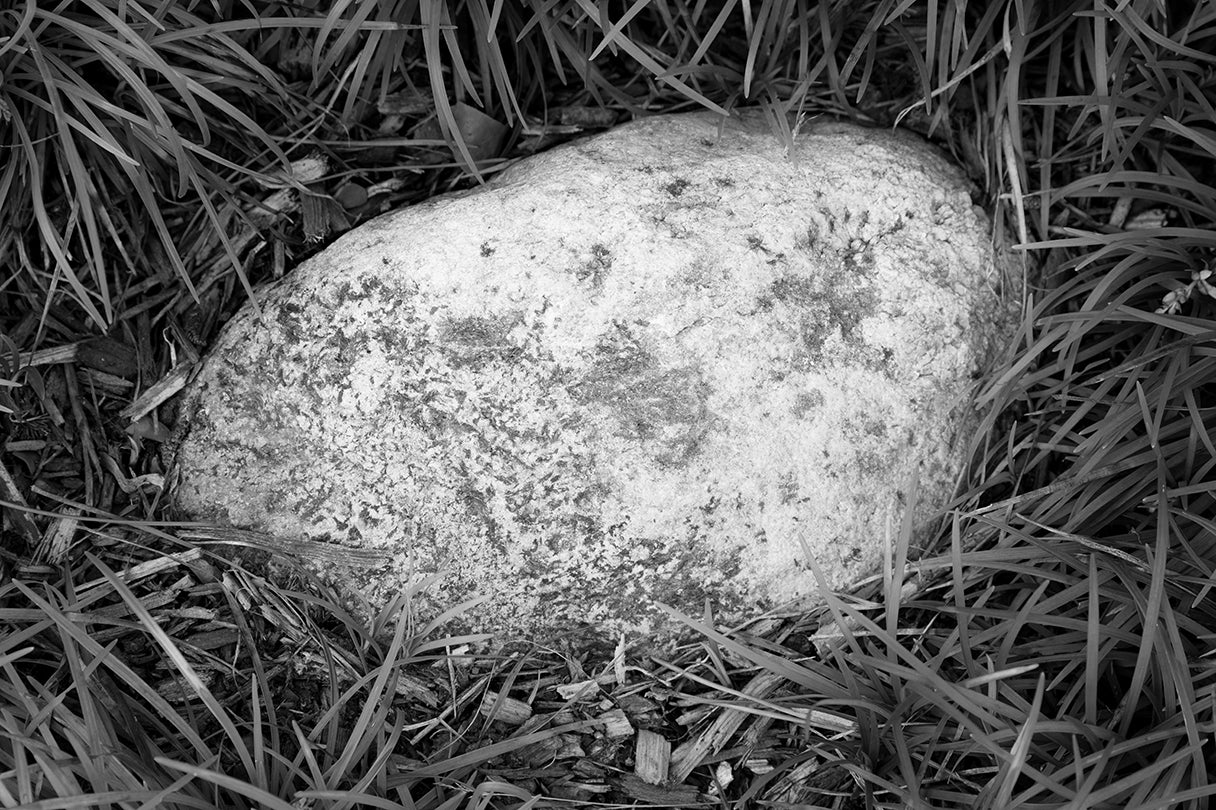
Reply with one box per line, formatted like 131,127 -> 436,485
173,110 -> 1019,640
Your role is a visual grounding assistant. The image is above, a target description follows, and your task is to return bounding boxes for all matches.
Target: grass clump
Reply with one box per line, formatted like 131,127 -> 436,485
0,532 -> 584,808
1,0 -> 1216,808
0,0 -> 297,329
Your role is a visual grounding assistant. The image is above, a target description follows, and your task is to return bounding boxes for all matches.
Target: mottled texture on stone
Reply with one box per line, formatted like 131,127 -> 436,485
173,110 -> 1019,639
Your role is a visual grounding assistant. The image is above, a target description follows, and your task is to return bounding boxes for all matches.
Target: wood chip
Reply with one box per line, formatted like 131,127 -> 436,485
611,633 -> 627,684
0,460 -> 40,545
745,758 -> 773,774
1125,208 -> 1168,229
519,733 -> 585,766
77,548 -> 202,594
612,773 -> 698,805
669,670 -> 782,784
550,782 -> 611,800
120,361 -> 194,423
802,708 -> 858,734
164,606 -> 217,621
33,506 -> 79,564
367,177 -> 408,197
17,337 -> 137,379
264,155 -> 329,187
478,690 -> 533,725
92,588 -> 181,618
186,628 -> 239,651
19,344 -> 78,367
156,670 -> 215,703
634,729 -> 670,785
377,89 -> 432,116
618,693 -> 661,719
1107,196 -> 1133,228
80,368 -> 134,394
768,758 -> 822,804
248,188 -> 298,228
391,672 -> 440,708
675,706 -> 713,726
556,679 -> 600,701
595,708 -> 633,738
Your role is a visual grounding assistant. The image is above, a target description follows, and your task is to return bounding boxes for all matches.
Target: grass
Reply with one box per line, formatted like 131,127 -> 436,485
1,0 -> 1215,807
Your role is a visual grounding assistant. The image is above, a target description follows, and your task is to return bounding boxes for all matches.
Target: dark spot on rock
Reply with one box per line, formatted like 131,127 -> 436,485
802,220 -> 821,247
777,472 -> 800,504
823,209 -> 837,233
664,178 -> 691,197
770,275 -> 817,306
855,450 -> 885,476
923,260 -> 952,286
275,301 -> 304,345
675,259 -> 716,291
335,280 -> 374,302
719,547 -> 743,580
746,235 -> 766,251
713,176 -> 735,187
643,549 -> 729,610
569,323 -> 711,466
438,313 -> 524,368
792,389 -> 824,417
842,242 -> 875,274
797,316 -> 835,357
480,241 -> 495,257
574,243 -> 613,286
858,345 -> 899,378
358,505 -> 381,528
317,329 -> 372,385
762,270 -> 875,366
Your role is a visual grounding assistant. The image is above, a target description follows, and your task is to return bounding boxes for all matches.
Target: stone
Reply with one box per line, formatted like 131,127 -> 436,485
171,110 -> 1019,640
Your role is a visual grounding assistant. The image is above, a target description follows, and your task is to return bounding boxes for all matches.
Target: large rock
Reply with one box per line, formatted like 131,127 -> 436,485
172,110 -> 1017,640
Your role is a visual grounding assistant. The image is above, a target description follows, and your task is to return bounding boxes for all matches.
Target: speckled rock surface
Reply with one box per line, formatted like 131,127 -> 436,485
173,110 -> 1018,640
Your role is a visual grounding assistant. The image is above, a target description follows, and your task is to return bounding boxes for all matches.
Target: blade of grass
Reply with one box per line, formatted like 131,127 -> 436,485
86,553 -> 258,784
